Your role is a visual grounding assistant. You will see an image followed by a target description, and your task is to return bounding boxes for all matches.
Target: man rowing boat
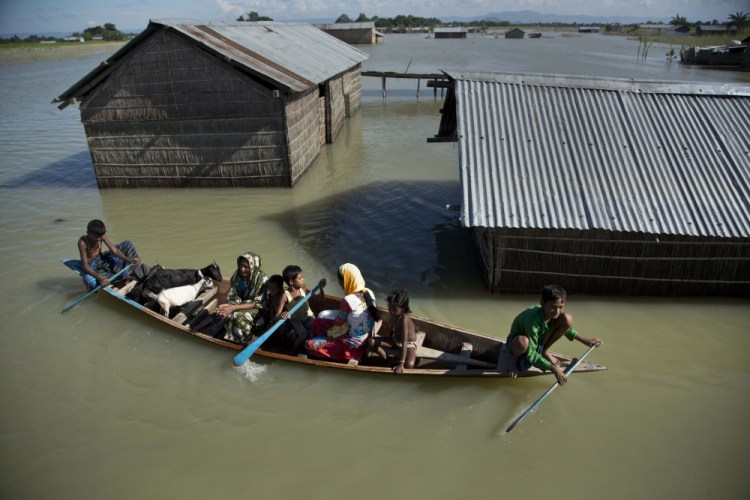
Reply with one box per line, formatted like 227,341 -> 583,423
502,285 -> 603,384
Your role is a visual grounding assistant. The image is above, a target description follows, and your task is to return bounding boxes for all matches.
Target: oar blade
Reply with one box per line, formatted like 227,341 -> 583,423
505,344 -> 598,433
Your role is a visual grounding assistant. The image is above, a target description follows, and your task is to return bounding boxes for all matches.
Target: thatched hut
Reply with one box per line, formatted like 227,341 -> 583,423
429,71 -> 750,296
434,27 -> 468,39
505,29 -> 525,39
53,20 -> 368,188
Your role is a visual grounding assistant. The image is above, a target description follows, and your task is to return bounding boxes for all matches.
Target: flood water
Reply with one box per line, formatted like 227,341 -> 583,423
1,33 -> 748,499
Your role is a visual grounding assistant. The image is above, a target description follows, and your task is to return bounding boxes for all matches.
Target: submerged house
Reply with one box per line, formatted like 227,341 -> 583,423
504,29 -> 525,39
313,22 -> 381,44
53,20 -> 368,188
430,71 -> 750,296
434,27 -> 468,39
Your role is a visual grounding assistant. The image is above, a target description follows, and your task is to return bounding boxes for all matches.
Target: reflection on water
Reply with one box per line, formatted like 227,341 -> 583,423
0,34 -> 748,500
0,151 -> 97,188
263,179 -> 482,297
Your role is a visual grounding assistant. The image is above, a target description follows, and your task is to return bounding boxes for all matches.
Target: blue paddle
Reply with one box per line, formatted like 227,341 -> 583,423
61,263 -> 133,314
506,344 -> 599,433
233,283 -> 321,366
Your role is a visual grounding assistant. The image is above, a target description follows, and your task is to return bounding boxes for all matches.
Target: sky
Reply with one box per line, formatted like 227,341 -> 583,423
0,0 -> 747,36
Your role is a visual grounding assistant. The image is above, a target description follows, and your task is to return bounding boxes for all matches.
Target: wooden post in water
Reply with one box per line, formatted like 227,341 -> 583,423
382,76 -> 386,98
417,78 -> 420,98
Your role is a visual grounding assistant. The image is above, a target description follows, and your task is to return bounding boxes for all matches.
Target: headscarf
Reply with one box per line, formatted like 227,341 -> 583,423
230,252 -> 267,301
339,263 -> 366,296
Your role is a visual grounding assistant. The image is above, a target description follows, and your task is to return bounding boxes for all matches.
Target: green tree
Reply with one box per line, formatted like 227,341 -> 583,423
355,13 -> 370,22
82,24 -> 126,41
670,14 -> 689,27
728,11 -> 749,30
335,14 -> 352,23
237,11 -> 273,21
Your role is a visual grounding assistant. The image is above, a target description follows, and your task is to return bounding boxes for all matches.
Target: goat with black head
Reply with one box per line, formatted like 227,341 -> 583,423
128,262 -> 222,303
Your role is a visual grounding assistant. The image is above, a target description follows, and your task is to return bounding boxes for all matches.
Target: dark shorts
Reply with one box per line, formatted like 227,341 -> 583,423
518,341 -> 544,372
500,344 -> 544,373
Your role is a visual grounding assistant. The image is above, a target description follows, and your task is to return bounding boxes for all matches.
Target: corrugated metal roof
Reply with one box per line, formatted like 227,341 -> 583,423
158,20 -> 368,92
55,19 -> 368,102
445,71 -> 750,238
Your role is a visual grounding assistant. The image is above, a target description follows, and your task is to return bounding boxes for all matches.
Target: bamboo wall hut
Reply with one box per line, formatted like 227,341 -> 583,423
53,20 -> 368,188
313,22 -> 380,44
430,71 -> 750,296
434,27 -> 468,39
504,29 -> 525,39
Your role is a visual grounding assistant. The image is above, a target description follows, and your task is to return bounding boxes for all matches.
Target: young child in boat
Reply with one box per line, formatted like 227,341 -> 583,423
369,289 -> 417,374
274,265 -> 326,353
75,219 -> 140,290
502,284 -> 603,385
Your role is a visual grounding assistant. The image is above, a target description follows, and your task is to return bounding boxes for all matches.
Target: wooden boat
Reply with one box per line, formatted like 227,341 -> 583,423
61,260 -> 606,377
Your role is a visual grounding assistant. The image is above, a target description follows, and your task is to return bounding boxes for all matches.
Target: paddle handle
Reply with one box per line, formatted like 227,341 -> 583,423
506,344 -> 598,433
233,283 -> 321,366
62,263 -> 134,313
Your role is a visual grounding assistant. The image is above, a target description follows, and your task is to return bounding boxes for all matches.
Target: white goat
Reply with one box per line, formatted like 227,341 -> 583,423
156,277 -> 213,316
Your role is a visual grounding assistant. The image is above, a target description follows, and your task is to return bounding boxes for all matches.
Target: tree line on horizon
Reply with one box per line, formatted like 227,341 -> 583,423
3,11 -> 746,43
0,23 -> 130,44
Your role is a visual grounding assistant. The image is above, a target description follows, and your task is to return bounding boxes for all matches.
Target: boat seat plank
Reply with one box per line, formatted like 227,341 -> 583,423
171,287 -> 218,324
455,342 -> 473,371
416,345 -> 495,369
381,331 -> 426,360
201,298 -> 218,314
117,279 -> 138,296
186,298 -> 219,328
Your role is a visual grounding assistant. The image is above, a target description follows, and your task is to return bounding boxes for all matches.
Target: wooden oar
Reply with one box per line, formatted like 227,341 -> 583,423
61,263 -> 133,314
505,344 -> 598,433
233,283 -> 321,367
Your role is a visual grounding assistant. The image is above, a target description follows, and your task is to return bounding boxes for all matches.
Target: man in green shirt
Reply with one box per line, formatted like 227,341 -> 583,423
506,285 -> 602,385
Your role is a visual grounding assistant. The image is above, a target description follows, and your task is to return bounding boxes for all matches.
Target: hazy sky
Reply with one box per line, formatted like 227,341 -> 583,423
0,0 -> 747,35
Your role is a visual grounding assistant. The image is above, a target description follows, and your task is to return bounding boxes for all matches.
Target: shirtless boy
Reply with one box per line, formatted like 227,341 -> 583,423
77,219 -> 140,290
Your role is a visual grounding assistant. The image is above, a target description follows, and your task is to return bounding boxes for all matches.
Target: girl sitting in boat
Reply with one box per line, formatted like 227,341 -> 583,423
217,252 -> 268,344
305,263 -> 379,363
369,289 -> 417,374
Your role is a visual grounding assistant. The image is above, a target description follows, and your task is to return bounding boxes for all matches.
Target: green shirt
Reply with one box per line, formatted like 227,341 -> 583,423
508,305 -> 577,371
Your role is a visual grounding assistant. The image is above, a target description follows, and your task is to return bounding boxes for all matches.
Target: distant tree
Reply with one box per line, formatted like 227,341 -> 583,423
335,14 -> 352,23
670,14 -> 689,27
237,11 -> 273,21
82,24 -> 126,41
355,13 -> 370,22
728,11 -> 749,30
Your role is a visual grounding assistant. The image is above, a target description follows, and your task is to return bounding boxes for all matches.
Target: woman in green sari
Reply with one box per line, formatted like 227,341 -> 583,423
217,252 -> 268,344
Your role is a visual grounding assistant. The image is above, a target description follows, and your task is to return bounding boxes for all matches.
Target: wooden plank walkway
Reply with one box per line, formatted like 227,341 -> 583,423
361,71 -> 451,98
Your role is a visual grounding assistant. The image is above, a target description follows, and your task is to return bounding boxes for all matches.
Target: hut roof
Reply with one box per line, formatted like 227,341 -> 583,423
434,71 -> 750,238
434,27 -> 469,33
54,19 -> 368,105
313,22 -> 375,30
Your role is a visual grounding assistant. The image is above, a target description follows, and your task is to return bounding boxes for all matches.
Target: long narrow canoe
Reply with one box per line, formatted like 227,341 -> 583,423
61,259 -> 606,377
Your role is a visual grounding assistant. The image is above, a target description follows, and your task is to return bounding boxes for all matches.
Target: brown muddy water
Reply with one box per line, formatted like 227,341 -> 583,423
0,33 -> 748,499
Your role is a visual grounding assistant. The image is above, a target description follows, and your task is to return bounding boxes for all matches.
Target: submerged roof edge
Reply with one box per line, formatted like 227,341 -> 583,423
442,70 -> 750,96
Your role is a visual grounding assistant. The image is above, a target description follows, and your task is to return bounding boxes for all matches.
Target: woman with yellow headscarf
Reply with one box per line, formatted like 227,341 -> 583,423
306,263 -> 380,362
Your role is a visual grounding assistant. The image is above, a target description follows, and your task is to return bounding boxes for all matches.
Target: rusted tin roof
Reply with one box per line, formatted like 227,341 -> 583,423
439,71 -> 750,238
55,19 -> 368,104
